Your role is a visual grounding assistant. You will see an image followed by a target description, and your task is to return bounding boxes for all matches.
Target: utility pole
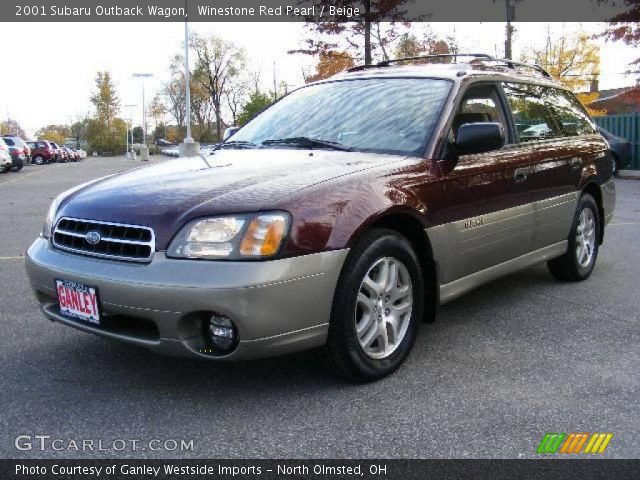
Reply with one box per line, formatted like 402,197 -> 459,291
273,61 -> 277,100
503,0 -> 519,59
364,0 -> 371,65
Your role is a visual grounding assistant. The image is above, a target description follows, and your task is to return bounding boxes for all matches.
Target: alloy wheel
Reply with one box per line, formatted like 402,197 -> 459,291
354,257 -> 413,359
576,208 -> 596,268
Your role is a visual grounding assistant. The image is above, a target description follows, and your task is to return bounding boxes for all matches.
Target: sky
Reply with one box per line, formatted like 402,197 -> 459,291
0,21 -> 637,138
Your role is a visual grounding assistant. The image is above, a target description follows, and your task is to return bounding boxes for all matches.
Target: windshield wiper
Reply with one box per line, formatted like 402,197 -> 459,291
214,140 -> 258,150
261,137 -> 352,151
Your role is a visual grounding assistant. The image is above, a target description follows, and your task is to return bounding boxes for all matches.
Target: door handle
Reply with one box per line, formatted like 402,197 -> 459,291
570,157 -> 582,169
514,168 -> 528,183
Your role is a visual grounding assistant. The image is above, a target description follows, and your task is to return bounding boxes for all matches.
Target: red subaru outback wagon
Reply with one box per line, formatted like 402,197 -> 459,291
26,54 -> 615,381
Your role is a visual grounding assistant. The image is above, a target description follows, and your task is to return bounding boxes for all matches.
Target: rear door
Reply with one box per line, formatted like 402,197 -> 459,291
503,83 -> 600,251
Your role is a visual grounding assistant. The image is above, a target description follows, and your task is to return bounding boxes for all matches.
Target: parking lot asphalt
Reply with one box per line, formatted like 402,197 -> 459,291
0,157 -> 639,459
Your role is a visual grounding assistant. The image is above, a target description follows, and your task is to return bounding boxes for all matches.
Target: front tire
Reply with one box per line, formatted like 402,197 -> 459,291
33,155 -> 45,165
319,228 -> 424,382
547,193 -> 600,282
0,164 -> 10,174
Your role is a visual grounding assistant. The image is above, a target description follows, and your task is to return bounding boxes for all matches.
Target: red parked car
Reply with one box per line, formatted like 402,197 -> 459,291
49,142 -> 67,163
26,140 -> 56,165
63,146 -> 80,162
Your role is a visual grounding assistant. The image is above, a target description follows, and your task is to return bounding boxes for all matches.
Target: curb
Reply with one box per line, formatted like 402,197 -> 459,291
617,170 -> 640,179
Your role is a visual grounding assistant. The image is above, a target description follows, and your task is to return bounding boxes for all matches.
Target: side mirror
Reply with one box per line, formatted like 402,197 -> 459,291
223,126 -> 240,141
455,122 -> 505,155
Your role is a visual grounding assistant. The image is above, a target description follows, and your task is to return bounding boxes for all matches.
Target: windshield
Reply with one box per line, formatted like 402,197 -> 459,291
232,78 -> 451,157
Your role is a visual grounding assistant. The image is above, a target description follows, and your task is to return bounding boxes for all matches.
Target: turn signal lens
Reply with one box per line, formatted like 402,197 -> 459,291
240,214 -> 287,257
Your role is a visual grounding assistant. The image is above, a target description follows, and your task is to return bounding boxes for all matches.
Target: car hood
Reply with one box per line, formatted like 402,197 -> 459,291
58,149 -> 404,249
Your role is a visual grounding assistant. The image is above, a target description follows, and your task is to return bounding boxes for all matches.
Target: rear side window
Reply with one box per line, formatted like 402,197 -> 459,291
545,88 -> 596,136
3,138 -> 15,146
503,83 -> 561,142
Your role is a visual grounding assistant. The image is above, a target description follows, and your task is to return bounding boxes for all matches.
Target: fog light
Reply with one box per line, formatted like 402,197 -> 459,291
208,313 -> 236,351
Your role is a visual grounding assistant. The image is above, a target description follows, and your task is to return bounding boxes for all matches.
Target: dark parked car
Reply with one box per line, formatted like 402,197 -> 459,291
26,54 -> 616,381
597,126 -> 632,174
1,136 -> 28,171
26,140 -> 56,165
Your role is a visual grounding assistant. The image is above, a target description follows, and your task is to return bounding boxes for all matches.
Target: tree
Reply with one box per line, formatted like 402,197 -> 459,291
87,71 -> 124,153
148,94 -> 166,133
600,0 -> 640,73
522,30 -> 600,93
600,1 -> 640,106
0,119 -> 27,138
290,1 -> 424,65
35,125 -> 70,144
237,91 -> 273,126
191,33 -> 246,140
394,30 -> 458,61
70,117 -> 89,148
190,64 -> 217,141
305,51 -> 355,83
162,71 -> 186,130
132,126 -> 144,144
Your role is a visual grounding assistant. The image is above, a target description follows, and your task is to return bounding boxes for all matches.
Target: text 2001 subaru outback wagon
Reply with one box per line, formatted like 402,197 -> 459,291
26,54 -> 616,381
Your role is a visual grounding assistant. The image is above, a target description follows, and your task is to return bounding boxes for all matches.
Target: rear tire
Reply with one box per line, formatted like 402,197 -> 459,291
10,160 -> 23,172
611,154 -> 619,176
0,164 -> 10,174
547,194 -> 600,282
318,228 -> 424,382
33,155 -> 45,165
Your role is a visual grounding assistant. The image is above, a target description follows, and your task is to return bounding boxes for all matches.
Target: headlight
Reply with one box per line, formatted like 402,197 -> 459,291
41,176 -> 115,239
166,212 -> 290,260
42,192 -> 67,238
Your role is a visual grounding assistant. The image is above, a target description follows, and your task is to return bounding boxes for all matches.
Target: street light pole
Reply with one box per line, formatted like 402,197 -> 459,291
179,16 -> 200,157
133,73 -> 153,160
184,20 -> 193,143
124,104 -> 137,159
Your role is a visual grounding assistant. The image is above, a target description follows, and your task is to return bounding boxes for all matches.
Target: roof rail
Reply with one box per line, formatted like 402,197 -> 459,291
377,53 -> 493,67
346,53 -> 552,78
490,57 -> 551,78
347,53 -> 493,72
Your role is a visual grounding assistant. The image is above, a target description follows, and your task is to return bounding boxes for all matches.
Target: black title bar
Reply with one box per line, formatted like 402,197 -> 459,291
3,459 -> 640,480
5,0 -> 637,22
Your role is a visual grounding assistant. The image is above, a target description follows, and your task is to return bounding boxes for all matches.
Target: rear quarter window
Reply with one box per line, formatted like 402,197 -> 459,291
544,88 -> 597,136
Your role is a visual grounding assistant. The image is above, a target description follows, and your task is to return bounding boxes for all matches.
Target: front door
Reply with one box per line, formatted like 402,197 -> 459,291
435,83 -> 535,285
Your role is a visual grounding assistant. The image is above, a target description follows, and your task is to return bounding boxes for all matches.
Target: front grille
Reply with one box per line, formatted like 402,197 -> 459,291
53,217 -> 155,263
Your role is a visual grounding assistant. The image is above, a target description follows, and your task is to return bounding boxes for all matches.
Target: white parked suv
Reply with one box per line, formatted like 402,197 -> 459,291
0,138 -> 12,173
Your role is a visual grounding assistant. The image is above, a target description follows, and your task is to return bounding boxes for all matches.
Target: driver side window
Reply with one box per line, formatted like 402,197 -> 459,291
452,84 -> 510,143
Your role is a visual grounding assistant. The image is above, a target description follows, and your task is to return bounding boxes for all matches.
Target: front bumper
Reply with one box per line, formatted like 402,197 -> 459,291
25,237 -> 348,360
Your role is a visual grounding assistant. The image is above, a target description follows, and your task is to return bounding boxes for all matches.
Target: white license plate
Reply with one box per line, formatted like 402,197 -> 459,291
55,279 -> 100,325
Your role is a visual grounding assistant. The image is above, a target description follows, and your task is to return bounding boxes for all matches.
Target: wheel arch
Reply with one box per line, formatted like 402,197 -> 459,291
348,210 -> 439,322
582,181 -> 605,245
